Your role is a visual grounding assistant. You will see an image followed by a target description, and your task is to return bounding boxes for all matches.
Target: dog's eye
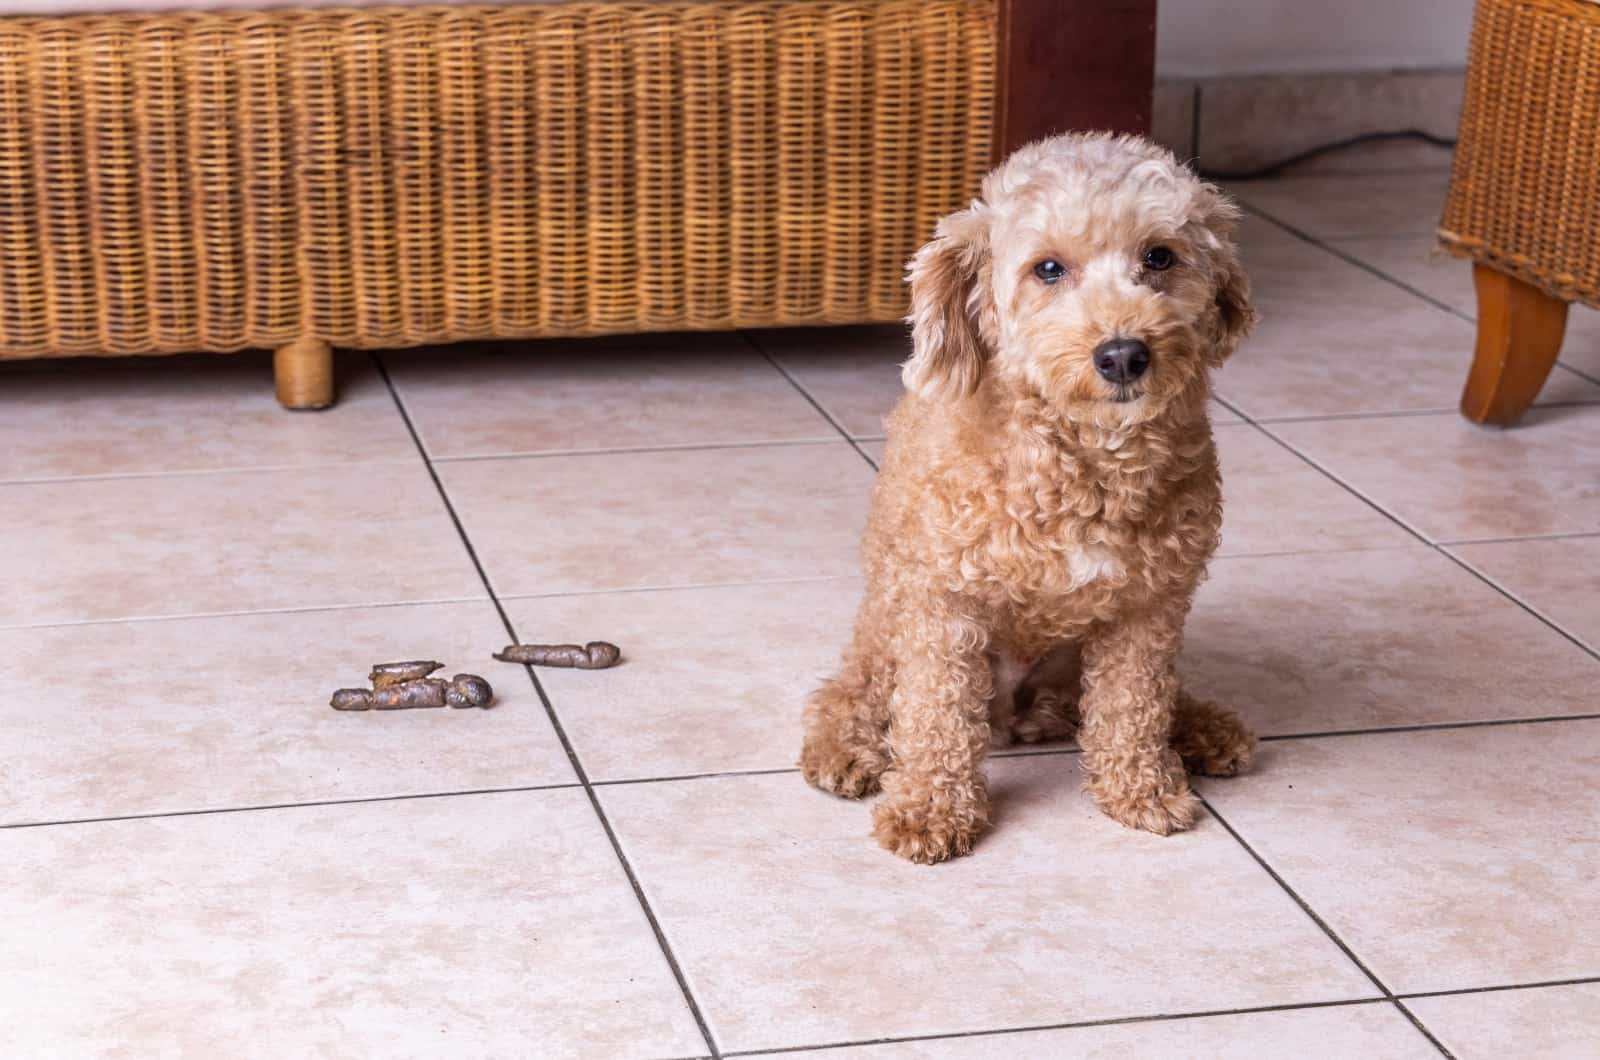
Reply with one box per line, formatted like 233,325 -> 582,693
1142,246 -> 1176,271
1033,259 -> 1067,284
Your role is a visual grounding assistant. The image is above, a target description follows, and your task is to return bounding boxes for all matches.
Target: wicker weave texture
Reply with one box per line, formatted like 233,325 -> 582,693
1439,0 -> 1600,307
0,1 -> 995,358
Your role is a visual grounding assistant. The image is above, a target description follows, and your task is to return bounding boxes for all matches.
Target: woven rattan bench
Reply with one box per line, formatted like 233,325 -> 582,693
0,0 -> 1156,408
1439,0 -> 1600,426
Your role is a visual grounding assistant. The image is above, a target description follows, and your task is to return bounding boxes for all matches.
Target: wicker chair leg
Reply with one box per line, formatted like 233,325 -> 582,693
1460,264 -> 1569,427
274,337 -> 336,410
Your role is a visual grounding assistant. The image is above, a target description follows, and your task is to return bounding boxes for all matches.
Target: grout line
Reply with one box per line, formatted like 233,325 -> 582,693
1557,356 -> 1600,388
592,766 -> 806,788
0,456 -> 424,490
497,573 -> 857,606
1258,713 -> 1600,743
0,594 -> 489,633
738,331 -> 882,471
0,781 -> 586,832
372,353 -> 723,1058
1235,199 -> 1471,322
990,744 -> 1080,759
1398,975 -> 1600,1001
1245,400 -> 1600,426
1394,1001 -> 1457,1059
429,436 -> 848,466
1196,798 -> 1455,1058
1211,391 -> 1248,421
33,704 -> 1588,836
537,707 -> 1600,792
722,997 -> 1387,1057
1304,452 -> 1600,667
1239,195 -> 1600,396
1217,397 -> 1600,670
1436,549 -> 1600,665
1209,543 -> 1427,563
1246,199 -> 1600,393
1440,529 -> 1600,547
1199,797 -> 1391,995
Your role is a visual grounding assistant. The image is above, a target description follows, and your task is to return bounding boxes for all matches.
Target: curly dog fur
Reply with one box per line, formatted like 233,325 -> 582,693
800,133 -> 1259,862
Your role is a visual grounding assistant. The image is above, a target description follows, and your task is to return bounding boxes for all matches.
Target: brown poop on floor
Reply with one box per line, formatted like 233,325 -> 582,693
494,642 -> 622,669
330,661 -> 494,711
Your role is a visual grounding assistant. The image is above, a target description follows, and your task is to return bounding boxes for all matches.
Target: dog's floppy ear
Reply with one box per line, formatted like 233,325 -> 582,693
1193,185 -> 1258,365
1207,246 -> 1257,365
903,204 -> 995,400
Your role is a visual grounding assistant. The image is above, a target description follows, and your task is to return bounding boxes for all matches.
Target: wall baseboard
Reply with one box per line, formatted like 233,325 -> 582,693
1153,68 -> 1464,173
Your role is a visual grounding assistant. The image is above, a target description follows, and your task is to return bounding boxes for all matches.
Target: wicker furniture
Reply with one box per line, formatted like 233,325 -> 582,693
0,0 -> 1156,408
1439,0 -> 1600,426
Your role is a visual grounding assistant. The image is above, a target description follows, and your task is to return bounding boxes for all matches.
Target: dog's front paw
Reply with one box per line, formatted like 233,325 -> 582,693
1097,786 -> 1201,835
800,732 -> 886,799
871,788 -> 988,864
1087,757 -> 1199,836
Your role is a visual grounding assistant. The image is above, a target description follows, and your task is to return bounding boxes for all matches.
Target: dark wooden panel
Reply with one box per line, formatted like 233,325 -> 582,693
993,0 -> 1158,160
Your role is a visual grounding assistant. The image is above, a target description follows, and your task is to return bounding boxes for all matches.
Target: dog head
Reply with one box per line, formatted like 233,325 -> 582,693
903,133 -> 1255,427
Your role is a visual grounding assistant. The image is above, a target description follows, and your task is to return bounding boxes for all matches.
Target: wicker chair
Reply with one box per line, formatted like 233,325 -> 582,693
0,0 -> 1156,408
1439,0 -> 1600,426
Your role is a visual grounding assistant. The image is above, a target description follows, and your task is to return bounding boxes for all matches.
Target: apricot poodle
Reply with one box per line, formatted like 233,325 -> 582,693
800,133 -> 1258,863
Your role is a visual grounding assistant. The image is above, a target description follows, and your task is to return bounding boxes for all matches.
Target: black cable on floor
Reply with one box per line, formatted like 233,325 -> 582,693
1195,129 -> 1458,182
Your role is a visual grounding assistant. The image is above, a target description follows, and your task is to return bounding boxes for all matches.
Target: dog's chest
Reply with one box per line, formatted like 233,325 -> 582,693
1057,541 -> 1126,591
965,459 -> 1160,628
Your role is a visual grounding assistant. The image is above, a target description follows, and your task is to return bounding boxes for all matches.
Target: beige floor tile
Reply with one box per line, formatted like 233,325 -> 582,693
1273,406 -> 1600,541
386,334 -> 835,459
1200,721 -> 1600,993
1214,425 -> 1413,556
1329,235 -> 1600,383
1218,228 -> 1600,418
1551,305 -> 1599,382
506,579 -> 861,781
1232,172 -> 1451,239
601,758 -> 1378,1053
1450,535 -> 1600,653
1407,983 -> 1600,1060
1210,400 -> 1244,424
0,352 -> 416,482
757,324 -> 909,438
444,443 -> 873,597
1184,548 -> 1600,736
794,1002 -> 1436,1059
0,602 -> 573,824
1329,235 -> 1474,314
0,464 -> 482,627
0,790 -> 705,1058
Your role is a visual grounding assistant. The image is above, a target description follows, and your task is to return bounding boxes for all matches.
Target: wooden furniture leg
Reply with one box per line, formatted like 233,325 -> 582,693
993,0 -> 1157,159
274,337 -> 335,410
1461,263 -> 1569,427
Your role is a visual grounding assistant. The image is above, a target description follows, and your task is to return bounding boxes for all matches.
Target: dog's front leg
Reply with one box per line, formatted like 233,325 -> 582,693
1077,611 -> 1200,835
872,614 -> 991,864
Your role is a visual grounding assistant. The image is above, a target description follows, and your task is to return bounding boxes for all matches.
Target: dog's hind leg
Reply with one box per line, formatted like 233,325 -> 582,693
1170,689 -> 1255,777
800,648 -> 894,799
1008,643 -> 1083,745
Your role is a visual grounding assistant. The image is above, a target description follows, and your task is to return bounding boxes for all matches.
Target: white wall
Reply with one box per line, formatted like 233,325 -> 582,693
1156,0 -> 1476,79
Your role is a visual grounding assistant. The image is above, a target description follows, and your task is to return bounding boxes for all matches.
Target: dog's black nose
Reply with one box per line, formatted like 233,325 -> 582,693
1093,338 -> 1151,384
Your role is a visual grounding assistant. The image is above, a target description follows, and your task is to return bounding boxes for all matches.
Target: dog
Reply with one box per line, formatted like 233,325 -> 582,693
799,133 -> 1258,863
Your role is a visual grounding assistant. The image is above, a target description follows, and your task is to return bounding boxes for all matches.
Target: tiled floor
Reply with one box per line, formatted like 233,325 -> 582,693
4,143 -> 1598,1058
